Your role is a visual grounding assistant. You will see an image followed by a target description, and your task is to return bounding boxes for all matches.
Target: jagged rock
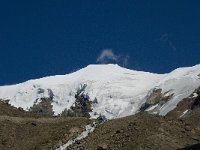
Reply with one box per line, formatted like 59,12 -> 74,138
167,87 -> 200,118
61,87 -> 92,117
76,84 -> 87,96
93,98 -> 98,104
18,107 -> 24,111
146,89 -> 163,105
37,88 -> 45,94
29,98 -> 54,115
47,89 -> 54,99
191,88 -> 200,110
97,114 -> 107,122
140,88 -> 173,113
3,100 -> 9,104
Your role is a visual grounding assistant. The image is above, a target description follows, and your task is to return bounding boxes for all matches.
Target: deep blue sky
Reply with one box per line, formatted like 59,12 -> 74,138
0,0 -> 200,85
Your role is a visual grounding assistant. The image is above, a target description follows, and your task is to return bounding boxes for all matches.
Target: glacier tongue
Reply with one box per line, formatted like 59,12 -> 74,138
0,64 -> 200,119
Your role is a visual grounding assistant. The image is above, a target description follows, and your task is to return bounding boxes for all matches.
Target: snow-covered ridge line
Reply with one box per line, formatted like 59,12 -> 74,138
0,64 -> 200,119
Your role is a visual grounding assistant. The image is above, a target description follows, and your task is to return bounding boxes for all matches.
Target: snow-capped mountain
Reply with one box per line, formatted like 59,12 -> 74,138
0,64 -> 200,119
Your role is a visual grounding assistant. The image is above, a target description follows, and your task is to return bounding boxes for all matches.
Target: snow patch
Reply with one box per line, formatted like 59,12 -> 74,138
145,104 -> 159,111
56,122 -> 96,150
192,93 -> 198,98
180,109 -> 189,118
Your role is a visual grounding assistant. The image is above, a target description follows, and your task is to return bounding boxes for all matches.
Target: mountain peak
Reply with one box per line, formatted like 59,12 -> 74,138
79,64 -> 126,73
0,64 -> 199,119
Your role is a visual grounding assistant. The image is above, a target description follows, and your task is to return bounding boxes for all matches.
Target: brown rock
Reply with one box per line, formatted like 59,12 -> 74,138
97,143 -> 108,150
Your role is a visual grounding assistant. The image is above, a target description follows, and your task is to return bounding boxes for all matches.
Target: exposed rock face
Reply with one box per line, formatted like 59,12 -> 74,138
61,84 -> 92,117
47,89 -> 54,100
29,98 -> 54,115
61,94 -> 92,117
29,84 -> 92,117
167,87 -> 200,118
191,88 -> 200,110
29,88 -> 55,116
145,89 -> 163,105
37,88 -> 45,94
140,88 -> 173,114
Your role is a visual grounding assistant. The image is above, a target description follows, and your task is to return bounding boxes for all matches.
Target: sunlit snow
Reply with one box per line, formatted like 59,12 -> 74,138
0,64 -> 200,119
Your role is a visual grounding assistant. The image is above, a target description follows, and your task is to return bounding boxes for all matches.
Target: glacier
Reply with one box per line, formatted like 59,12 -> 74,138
0,64 -> 200,119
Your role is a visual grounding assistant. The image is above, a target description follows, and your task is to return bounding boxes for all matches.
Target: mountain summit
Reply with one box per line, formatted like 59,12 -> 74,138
0,64 -> 200,119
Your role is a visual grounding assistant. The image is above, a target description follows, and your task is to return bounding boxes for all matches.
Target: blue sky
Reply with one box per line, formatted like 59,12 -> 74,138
0,0 -> 200,85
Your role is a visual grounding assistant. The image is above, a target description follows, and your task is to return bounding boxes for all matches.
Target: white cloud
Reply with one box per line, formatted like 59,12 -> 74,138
96,49 -> 118,64
96,49 -> 130,67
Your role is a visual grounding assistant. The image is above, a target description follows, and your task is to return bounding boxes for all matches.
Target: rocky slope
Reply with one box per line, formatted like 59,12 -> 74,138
69,109 -> 200,150
1,98 -> 200,150
0,100 -> 91,150
0,64 -> 199,120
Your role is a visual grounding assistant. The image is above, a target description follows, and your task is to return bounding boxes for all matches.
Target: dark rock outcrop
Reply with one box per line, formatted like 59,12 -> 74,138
62,93 -> 92,117
191,88 -> 200,110
47,89 -> 54,100
167,87 -> 200,118
61,84 -> 92,117
140,88 -> 173,113
29,98 -> 54,115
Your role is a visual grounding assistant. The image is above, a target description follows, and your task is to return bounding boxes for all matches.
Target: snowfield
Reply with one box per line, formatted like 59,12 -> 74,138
0,64 -> 200,119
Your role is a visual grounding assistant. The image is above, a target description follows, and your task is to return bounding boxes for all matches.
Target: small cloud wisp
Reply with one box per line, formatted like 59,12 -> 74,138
96,49 -> 130,67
